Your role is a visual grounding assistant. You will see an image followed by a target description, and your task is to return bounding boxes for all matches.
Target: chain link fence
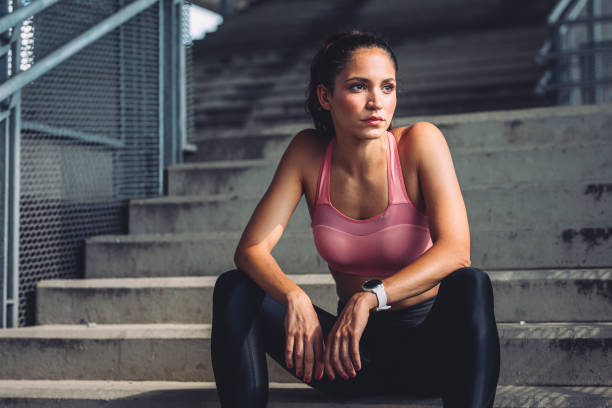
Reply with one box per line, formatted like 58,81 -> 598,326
8,0 -> 193,326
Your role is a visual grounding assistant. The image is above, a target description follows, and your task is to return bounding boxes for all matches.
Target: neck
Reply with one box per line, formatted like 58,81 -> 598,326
333,131 -> 387,178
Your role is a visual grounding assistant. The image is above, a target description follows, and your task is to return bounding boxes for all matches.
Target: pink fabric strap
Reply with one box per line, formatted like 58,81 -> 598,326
311,131 -> 433,278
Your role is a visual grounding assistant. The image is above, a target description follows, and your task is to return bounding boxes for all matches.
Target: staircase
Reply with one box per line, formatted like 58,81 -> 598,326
1,103 -> 610,407
189,0 -> 558,140
1,0 -> 611,406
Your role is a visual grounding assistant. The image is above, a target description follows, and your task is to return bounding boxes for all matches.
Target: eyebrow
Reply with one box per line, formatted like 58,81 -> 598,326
344,76 -> 396,83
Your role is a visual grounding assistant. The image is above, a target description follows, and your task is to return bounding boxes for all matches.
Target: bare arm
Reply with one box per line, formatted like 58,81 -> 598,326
233,130 -> 312,305
233,129 -> 326,383
379,121 -> 471,307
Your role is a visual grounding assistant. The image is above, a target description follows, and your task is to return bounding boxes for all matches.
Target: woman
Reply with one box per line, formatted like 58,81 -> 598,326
211,30 -> 501,407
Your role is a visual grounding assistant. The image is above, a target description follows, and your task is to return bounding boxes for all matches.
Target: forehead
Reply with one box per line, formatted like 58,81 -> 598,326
339,47 -> 396,79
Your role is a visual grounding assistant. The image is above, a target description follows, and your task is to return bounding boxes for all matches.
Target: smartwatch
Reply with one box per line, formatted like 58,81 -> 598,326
361,279 -> 391,311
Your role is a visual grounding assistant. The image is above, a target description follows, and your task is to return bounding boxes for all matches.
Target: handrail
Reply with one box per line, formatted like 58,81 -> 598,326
547,0 -> 578,25
534,0 -> 589,65
1,0 -> 189,329
0,0 -> 60,35
549,14 -> 612,26
0,0 -> 159,99
534,0 -> 612,101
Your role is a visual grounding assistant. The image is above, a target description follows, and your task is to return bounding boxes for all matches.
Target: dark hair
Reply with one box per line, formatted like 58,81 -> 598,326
304,30 -> 398,140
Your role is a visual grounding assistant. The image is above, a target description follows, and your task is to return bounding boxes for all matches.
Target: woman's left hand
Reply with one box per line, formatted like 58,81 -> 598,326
324,291 -> 376,380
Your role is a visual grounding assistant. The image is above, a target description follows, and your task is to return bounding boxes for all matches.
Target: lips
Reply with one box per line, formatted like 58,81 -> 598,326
363,116 -> 384,126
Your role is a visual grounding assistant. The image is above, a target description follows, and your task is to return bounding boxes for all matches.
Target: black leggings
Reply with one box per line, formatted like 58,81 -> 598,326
211,267 -> 501,407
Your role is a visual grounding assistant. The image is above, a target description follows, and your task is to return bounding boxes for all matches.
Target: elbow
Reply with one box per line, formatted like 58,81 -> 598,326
233,246 -> 247,270
435,239 -> 471,269
233,244 -> 267,270
457,244 -> 471,268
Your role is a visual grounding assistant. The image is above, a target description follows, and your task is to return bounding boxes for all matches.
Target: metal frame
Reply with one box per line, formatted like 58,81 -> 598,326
0,0 -> 188,327
534,0 -> 611,103
159,0 -> 191,194
0,0 -> 160,97
1,0 -> 21,329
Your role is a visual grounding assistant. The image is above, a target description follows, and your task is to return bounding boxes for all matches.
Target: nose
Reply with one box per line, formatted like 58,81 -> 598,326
367,89 -> 383,110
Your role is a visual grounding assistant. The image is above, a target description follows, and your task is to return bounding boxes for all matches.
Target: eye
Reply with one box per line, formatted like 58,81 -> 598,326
383,84 -> 395,92
349,83 -> 365,91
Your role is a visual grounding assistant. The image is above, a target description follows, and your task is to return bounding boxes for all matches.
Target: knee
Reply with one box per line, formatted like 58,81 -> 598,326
214,269 -> 245,292
213,269 -> 256,308
444,267 -> 493,296
441,267 -> 495,320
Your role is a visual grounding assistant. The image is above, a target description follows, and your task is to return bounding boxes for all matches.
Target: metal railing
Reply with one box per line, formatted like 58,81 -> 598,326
0,0 -> 192,327
534,0 -> 612,104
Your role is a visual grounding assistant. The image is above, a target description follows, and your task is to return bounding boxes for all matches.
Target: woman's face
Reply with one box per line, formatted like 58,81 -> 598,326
318,47 -> 397,141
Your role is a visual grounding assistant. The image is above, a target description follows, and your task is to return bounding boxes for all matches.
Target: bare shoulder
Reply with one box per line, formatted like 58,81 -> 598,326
283,128 -> 328,167
394,121 -> 449,164
288,128 -> 327,154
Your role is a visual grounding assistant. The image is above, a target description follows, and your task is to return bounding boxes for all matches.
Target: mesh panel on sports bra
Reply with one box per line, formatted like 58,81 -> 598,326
311,131 -> 433,277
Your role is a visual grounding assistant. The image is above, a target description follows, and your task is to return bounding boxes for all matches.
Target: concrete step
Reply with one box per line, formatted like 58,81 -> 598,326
193,25 -> 545,73
195,70 -> 543,122
194,45 -> 541,93
0,322 -> 610,384
36,270 -> 612,325
248,68 -> 543,108
185,132 -> 291,161
1,381 -> 610,408
247,90 -> 554,127
187,103 -> 609,158
128,193 -> 307,234
128,180 -> 611,234
167,142 -> 612,196
85,227 -> 612,277
84,231 -> 315,278
251,88 -> 541,123
192,100 -> 604,147
194,53 -> 538,96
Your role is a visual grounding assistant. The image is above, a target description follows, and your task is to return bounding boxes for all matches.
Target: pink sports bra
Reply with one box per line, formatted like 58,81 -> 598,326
311,130 -> 433,277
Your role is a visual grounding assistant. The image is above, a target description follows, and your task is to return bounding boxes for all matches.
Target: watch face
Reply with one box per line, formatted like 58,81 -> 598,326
363,279 -> 383,290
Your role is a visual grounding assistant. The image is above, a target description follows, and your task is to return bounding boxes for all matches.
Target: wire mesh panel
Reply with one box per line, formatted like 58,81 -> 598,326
17,0 -> 161,326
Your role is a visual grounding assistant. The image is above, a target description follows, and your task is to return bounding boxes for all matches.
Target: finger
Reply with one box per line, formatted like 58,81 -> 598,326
350,332 -> 362,372
303,335 -> 315,383
340,335 -> 356,377
332,331 -> 348,380
294,335 -> 304,378
324,332 -> 336,380
313,331 -> 325,381
285,333 -> 294,369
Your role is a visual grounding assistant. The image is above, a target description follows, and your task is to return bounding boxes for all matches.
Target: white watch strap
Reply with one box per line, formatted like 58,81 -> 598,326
372,284 -> 391,311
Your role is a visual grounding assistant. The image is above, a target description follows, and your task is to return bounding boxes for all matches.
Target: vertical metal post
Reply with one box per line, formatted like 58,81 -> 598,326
117,0 -> 126,200
171,0 -> 179,165
159,0 -> 182,195
160,0 -> 178,194
158,0 -> 165,195
1,0 -> 21,329
550,22 -> 563,104
0,0 -> 8,329
6,92 -> 20,329
592,0 -> 603,103
583,0 -> 596,103
177,0 -> 187,159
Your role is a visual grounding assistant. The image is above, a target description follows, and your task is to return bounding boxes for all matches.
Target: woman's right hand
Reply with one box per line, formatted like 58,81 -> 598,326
284,291 -> 326,383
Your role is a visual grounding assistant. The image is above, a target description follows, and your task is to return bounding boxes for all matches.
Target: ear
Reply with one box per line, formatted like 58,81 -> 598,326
316,84 -> 332,111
